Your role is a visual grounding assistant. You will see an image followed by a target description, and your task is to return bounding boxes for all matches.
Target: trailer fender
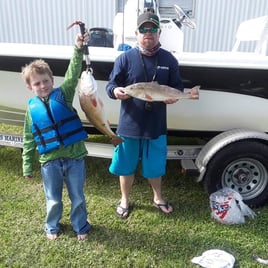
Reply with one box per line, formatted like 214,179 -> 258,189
195,128 -> 268,182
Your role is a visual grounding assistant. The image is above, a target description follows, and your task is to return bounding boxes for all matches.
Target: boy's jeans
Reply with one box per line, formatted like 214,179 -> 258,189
41,158 -> 91,235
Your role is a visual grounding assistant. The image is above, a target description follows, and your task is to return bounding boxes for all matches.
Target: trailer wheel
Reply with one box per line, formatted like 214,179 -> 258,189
204,140 -> 268,207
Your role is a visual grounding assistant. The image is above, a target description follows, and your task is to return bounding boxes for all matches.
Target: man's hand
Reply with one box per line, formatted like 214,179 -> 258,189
114,87 -> 131,100
164,98 -> 178,104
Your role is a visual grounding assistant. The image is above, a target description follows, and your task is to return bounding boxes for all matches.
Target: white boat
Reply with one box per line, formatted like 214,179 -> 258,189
0,1 -> 267,138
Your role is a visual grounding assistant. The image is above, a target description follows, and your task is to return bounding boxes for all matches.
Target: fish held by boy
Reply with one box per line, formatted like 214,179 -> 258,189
78,70 -> 124,146
124,81 -> 200,102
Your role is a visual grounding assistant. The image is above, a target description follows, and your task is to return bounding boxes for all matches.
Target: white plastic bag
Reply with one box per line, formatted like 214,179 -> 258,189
209,187 -> 256,224
191,249 -> 235,268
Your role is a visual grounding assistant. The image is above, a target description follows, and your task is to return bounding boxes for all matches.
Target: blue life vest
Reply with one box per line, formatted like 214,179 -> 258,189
29,88 -> 88,154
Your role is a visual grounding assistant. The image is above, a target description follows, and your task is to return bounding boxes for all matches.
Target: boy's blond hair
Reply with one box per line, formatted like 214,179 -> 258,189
21,59 -> 53,86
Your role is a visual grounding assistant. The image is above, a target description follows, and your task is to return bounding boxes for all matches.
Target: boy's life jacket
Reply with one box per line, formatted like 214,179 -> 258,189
28,88 -> 88,154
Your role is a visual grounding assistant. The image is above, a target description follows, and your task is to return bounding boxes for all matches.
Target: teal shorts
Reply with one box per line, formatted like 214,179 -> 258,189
109,135 -> 167,178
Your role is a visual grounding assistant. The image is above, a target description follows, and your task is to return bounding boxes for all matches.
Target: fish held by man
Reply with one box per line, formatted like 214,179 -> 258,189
124,81 -> 200,102
78,70 -> 124,146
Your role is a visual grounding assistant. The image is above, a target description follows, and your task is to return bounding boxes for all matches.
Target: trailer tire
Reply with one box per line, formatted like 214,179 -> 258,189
204,140 -> 268,207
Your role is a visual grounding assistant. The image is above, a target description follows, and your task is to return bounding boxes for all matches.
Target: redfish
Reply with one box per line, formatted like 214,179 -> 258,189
78,70 -> 123,146
124,81 -> 200,102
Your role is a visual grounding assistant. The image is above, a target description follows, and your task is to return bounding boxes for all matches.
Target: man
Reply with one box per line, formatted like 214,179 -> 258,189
106,11 -> 184,218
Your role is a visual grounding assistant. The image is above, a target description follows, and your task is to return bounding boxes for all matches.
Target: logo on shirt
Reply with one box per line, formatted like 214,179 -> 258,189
157,66 -> 169,70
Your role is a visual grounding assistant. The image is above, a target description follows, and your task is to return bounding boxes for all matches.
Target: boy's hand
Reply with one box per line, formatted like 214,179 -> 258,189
75,32 -> 89,49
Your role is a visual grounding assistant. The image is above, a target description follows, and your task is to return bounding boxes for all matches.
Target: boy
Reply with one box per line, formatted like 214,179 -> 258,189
21,32 -> 91,240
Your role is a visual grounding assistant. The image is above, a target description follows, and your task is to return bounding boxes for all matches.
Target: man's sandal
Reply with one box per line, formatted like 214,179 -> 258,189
153,202 -> 173,214
116,205 -> 129,219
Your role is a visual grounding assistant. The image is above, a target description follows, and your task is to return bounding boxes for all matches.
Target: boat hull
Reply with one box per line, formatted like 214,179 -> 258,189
1,44 -> 268,137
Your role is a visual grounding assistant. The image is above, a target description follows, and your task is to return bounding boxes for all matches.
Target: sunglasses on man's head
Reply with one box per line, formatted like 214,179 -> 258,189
138,27 -> 159,34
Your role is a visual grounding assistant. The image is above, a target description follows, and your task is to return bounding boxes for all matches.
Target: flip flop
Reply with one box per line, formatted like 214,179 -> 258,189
153,202 -> 173,214
116,205 -> 129,219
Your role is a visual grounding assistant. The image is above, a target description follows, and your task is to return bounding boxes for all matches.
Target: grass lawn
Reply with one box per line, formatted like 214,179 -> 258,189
1,124 -> 268,267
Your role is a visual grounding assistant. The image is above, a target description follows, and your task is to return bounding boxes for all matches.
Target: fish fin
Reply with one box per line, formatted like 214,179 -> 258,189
145,94 -> 153,101
90,96 -> 98,107
150,81 -> 159,85
111,136 -> 124,146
